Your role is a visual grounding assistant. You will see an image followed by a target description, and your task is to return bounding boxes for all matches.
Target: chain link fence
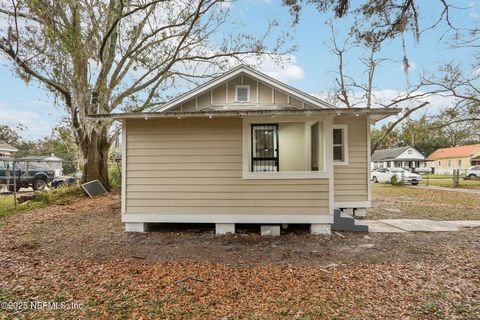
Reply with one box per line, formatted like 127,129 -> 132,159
0,158 -> 82,209
419,168 -> 480,189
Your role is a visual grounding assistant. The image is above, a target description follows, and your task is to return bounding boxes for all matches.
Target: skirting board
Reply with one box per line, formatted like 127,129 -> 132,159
334,201 -> 371,209
122,213 -> 334,224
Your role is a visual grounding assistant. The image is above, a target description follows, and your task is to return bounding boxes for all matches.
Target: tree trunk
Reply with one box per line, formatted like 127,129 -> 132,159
79,128 -> 111,191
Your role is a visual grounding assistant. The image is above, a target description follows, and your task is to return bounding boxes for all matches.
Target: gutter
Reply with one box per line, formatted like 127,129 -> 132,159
87,107 -> 401,121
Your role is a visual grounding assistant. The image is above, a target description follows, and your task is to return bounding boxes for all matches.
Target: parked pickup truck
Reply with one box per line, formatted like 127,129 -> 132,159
0,157 -> 55,191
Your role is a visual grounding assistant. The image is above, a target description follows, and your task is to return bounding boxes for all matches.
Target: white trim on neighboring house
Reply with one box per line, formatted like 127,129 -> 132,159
154,66 -> 336,112
332,124 -> 349,165
241,115 -> 331,180
122,213 -> 333,224
334,201 -> 372,209
121,120 -> 127,215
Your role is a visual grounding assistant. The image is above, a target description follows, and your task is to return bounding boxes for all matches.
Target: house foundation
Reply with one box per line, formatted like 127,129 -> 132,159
125,222 -> 147,232
215,223 -> 235,235
261,225 -> 281,236
310,223 -> 331,235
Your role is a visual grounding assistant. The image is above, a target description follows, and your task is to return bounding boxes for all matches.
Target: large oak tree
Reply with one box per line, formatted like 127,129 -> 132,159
0,0 -> 286,188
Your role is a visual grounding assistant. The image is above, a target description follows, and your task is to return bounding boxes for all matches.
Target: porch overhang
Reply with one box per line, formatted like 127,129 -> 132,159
87,107 -> 400,122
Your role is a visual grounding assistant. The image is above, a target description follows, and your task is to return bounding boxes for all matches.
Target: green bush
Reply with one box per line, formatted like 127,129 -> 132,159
109,165 -> 122,190
390,175 -> 403,186
0,186 -> 84,218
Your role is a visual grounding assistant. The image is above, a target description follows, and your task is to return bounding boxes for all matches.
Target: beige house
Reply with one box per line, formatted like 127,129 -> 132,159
428,144 -> 480,174
91,66 -> 399,234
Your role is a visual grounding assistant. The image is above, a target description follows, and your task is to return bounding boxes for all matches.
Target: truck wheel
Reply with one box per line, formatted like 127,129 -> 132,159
469,174 -> 477,179
372,176 -> 378,183
55,181 -> 66,189
8,185 -> 21,192
32,179 -> 47,191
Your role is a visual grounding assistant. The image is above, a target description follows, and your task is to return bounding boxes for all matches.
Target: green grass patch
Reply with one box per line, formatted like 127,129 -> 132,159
109,165 -> 122,190
419,174 -> 454,179
420,178 -> 480,189
0,186 -> 84,218
368,184 -> 480,220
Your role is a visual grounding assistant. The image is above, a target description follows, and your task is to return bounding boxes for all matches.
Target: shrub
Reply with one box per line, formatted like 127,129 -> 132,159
390,175 -> 404,186
109,166 -> 122,190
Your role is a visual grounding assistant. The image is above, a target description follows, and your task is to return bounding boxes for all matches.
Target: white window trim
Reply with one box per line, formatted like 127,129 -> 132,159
235,85 -> 250,103
333,124 -> 349,165
242,116 -> 330,179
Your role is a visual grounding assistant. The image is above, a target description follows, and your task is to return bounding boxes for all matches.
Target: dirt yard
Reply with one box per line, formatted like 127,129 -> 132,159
0,192 -> 479,319
368,184 -> 480,220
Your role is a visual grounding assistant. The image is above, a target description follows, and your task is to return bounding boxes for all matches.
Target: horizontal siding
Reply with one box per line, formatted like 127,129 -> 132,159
127,184 -> 328,192
126,177 -> 325,185
127,155 -> 241,163
127,207 -> 326,214
333,116 -> 369,203
125,118 -> 330,216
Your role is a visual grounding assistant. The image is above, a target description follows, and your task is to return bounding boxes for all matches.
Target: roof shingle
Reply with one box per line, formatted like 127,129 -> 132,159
427,144 -> 480,160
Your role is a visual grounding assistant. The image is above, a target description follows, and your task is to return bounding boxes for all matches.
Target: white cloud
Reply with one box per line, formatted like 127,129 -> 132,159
469,11 -> 480,19
257,55 -> 305,82
0,102 -> 59,140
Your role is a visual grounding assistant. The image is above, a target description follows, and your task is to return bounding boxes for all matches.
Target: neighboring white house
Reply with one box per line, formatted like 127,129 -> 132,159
0,141 -> 18,157
90,65 -> 399,235
18,154 -> 64,177
371,146 -> 427,171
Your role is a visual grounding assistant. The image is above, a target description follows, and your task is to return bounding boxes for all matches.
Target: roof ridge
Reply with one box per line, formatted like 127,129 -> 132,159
152,65 -> 337,112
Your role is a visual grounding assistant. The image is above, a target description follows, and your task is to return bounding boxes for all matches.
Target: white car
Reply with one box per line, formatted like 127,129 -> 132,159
371,168 -> 422,185
466,166 -> 480,178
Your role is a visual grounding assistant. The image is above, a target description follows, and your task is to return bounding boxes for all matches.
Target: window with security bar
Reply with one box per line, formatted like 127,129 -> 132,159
251,124 -> 279,172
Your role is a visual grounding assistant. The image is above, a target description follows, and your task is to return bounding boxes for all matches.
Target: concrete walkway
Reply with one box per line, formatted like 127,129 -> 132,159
407,184 -> 480,194
358,219 -> 480,233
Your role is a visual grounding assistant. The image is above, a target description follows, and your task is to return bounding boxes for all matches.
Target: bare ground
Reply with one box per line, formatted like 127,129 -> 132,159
0,192 -> 479,319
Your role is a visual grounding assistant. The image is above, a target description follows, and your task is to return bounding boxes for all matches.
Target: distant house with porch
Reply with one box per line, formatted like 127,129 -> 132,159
427,144 -> 480,174
371,146 -> 427,170
0,141 -> 18,157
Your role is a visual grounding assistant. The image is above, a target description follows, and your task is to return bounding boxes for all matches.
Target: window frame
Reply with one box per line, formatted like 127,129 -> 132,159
235,85 -> 251,103
242,116 -> 330,180
251,124 -> 279,172
332,124 -> 349,166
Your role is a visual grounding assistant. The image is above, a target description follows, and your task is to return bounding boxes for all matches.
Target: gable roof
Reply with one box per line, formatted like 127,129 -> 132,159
19,155 -> 63,162
427,144 -> 480,160
371,146 -> 411,162
153,65 -> 337,112
0,141 -> 18,152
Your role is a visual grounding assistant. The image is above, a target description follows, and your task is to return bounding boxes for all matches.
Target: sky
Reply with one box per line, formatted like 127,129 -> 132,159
0,0 -> 478,140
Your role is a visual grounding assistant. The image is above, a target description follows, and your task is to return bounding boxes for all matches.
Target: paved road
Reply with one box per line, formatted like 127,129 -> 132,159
358,219 -> 480,233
